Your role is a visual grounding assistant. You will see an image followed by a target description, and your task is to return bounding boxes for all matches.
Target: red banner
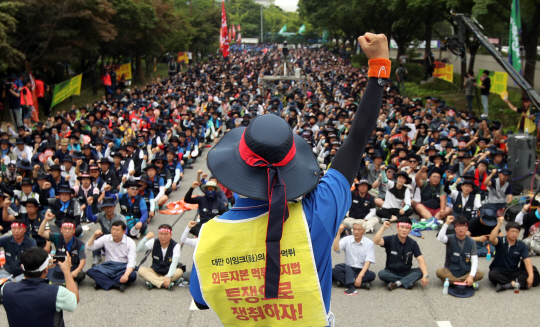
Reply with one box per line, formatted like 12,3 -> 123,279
237,25 -> 241,43
220,1 -> 229,58
232,24 -> 236,40
28,71 -> 39,122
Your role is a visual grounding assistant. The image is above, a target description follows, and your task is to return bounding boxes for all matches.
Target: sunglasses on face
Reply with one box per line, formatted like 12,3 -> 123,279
129,187 -> 139,190
206,187 -> 216,191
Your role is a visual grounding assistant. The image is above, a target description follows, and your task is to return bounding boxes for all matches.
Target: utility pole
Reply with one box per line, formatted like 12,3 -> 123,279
260,5 -> 263,44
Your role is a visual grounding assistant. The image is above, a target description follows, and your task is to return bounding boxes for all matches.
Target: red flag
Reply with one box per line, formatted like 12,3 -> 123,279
237,24 -> 242,43
220,1 -> 229,57
232,24 -> 236,40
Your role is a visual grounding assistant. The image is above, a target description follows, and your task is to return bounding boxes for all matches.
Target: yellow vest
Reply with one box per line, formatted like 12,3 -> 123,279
518,106 -> 537,133
194,201 -> 328,327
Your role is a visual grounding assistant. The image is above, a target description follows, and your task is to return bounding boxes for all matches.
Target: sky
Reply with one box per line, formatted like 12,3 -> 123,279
275,0 -> 298,12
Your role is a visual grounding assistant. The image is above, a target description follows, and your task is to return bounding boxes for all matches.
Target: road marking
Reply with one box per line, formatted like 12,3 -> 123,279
437,322 -> 453,327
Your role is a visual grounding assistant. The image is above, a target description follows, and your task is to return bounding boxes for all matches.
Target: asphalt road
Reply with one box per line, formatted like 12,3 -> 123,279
1,142 -> 538,327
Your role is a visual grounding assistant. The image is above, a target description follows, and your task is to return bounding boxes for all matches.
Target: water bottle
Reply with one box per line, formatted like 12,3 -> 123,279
514,279 -> 520,294
443,278 -> 449,295
525,128 -> 529,136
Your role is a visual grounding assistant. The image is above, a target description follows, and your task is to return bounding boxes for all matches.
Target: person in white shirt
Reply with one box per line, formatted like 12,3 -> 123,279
137,224 -> 184,290
332,220 -> 376,295
14,178 -> 40,214
376,168 -> 413,222
86,221 -> 137,292
13,139 -> 33,161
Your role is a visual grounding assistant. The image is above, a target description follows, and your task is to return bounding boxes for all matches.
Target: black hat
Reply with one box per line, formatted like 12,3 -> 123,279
386,164 -> 398,172
36,172 -> 48,180
355,179 -> 372,191
20,198 -> 40,208
58,185 -> 72,194
20,178 -> 33,186
81,144 -> 92,150
98,157 -> 112,165
462,170 -> 475,180
144,163 -> 159,171
15,138 -> 25,145
459,179 -> 475,188
499,168 -> 512,176
98,196 -> 117,208
448,284 -> 475,298
458,152 -> 472,159
406,154 -> 422,163
47,265 -> 67,283
0,139 -> 12,146
112,151 -> 124,159
89,164 -> 100,171
481,206 -> 498,226
394,171 -> 412,184
123,180 -> 140,189
139,175 -> 151,185
71,151 -> 85,159
429,153 -> 447,163
62,155 -> 74,164
476,159 -> 489,167
17,159 -> 33,171
77,172 -> 94,182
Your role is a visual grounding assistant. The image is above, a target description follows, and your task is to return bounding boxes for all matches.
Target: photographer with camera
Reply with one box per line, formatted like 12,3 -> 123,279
38,211 -> 86,283
1,247 -> 79,327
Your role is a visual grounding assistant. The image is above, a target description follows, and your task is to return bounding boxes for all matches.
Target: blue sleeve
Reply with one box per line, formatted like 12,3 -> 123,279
139,198 -> 148,224
106,192 -> 122,202
86,206 -> 98,222
149,191 -> 154,200
29,238 -> 37,247
177,163 -> 183,173
159,178 -> 164,187
49,189 -> 56,198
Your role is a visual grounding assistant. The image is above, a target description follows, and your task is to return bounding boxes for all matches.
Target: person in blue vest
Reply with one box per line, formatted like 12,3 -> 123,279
165,147 -> 183,191
1,247 -> 79,327
188,33 -> 389,325
45,185 -> 83,237
373,218 -> 429,290
136,225 -> 184,290
448,179 -> 482,223
143,163 -> 168,209
38,213 -> 86,283
136,175 -> 155,222
0,219 -> 36,281
105,180 -> 148,238
436,215 -> 484,288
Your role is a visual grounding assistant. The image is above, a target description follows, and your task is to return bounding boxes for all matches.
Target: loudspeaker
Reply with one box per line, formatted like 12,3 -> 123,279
506,134 -> 537,192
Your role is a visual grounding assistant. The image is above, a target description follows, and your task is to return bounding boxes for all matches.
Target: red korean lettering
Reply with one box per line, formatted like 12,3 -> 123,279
220,271 -> 230,283
238,269 -> 249,281
229,270 -> 240,282
231,307 -> 249,321
291,262 -> 301,275
251,268 -> 262,280
278,281 -> 294,300
262,303 -> 281,320
225,287 -> 242,304
247,306 -> 266,321
279,303 -> 298,321
280,263 -> 291,275
212,272 -> 220,284
241,285 -> 258,297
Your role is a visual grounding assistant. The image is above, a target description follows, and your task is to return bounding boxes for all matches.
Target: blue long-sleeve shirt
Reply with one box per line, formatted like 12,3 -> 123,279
106,191 -> 148,224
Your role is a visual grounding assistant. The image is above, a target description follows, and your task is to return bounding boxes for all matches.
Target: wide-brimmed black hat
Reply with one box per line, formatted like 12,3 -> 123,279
448,284 -> 474,298
21,197 -> 40,208
71,151 -> 85,159
62,155 -> 74,164
17,159 -> 33,171
394,171 -> 412,184
355,179 -> 372,191
207,115 -> 319,201
47,265 -> 66,284
20,178 -> 33,186
429,153 -> 447,163
98,157 -> 112,165
481,206 -> 498,226
98,196 -> 117,208
58,185 -> 72,194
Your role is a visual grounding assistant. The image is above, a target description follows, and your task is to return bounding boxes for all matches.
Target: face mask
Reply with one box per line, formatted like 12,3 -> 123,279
205,190 -> 216,200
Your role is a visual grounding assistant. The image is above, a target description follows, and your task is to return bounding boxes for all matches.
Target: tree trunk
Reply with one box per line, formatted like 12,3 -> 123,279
395,37 -> 406,60
425,22 -> 433,55
135,55 -> 143,83
522,26 -> 539,88
467,40 -> 480,74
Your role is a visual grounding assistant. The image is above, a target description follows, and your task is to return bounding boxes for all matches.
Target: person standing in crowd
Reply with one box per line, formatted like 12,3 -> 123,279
136,226 -> 184,290
5,74 -> 22,128
374,219 -> 429,290
1,247 -> 79,327
86,221 -> 137,292
475,70 -> 491,117
488,217 -> 536,292
436,215 -> 483,287
503,95 -> 539,134
463,71 -> 476,112
395,63 -> 408,94
332,220 -> 376,295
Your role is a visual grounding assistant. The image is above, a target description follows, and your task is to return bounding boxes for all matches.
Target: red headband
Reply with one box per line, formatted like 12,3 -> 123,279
158,228 -> 172,234
61,222 -> 76,229
238,130 -> 296,300
11,222 -> 26,229
397,222 -> 412,228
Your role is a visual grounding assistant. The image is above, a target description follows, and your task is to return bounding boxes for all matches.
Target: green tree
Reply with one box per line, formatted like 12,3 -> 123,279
0,1 -> 24,67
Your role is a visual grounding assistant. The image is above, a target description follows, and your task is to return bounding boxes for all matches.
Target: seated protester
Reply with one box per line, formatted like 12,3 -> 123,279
34,172 -> 55,209
98,157 -> 119,192
448,179 -> 481,223
366,151 -> 384,186
332,220 -> 376,295
45,164 -> 66,195
111,151 -> 127,188
165,147 -> 183,191
484,168 -> 513,211
453,152 -> 473,178
144,163 -> 168,209
136,226 -> 184,290
0,192 -> 19,235
14,178 -> 40,214
414,167 -> 452,223
343,179 -> 378,233
373,219 -> 429,290
89,164 -> 106,191
38,213 -> 86,283
86,221 -> 137,292
1,247 -> 79,327
45,185 -> 83,237
152,154 -> 173,196
468,206 -> 501,257
372,164 -> 397,208
405,153 -> 422,189
61,155 -> 77,188
427,152 -> 448,175
0,219 -> 36,281
1,163 -> 18,192
73,172 -> 103,221
105,181 -> 148,238
86,196 -> 126,266
19,198 -> 48,250
136,175 -> 156,222
515,204 -> 540,255
180,220 -> 198,247
436,216 -> 483,287
464,159 -> 489,200
206,176 -> 229,208
488,149 -> 507,170
488,217 -> 536,292
376,169 -> 413,222
184,180 -> 228,236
